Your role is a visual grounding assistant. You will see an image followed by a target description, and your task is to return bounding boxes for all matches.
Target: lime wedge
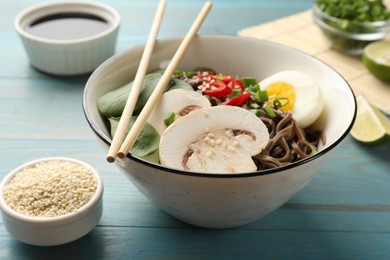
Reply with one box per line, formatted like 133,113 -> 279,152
350,95 -> 390,144
363,41 -> 390,81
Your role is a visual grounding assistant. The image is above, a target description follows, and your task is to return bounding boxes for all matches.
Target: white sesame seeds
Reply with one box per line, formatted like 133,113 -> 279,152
225,129 -> 233,137
228,145 -> 235,151
3,160 -> 97,218
201,128 -> 242,151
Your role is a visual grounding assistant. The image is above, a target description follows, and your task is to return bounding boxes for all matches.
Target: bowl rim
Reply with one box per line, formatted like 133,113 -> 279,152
0,157 -> 104,225
83,34 -> 357,178
14,0 -> 121,45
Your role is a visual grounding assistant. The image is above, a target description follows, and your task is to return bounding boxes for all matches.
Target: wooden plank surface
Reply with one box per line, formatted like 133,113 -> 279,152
1,0 -> 390,259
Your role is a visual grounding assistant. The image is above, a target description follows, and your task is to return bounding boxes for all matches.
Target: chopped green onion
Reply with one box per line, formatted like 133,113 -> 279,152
250,103 -> 260,109
241,77 -> 258,89
185,71 -> 198,78
249,109 -> 261,117
264,105 -> 276,118
311,149 -> 317,155
173,70 -> 182,75
230,89 -> 242,98
317,0 -> 390,22
164,112 -> 176,126
173,70 -> 197,78
255,90 -> 269,103
215,74 -> 223,81
273,97 -> 289,109
247,84 -> 260,94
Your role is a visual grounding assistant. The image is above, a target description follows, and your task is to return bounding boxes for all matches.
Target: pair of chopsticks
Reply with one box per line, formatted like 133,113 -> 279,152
106,0 -> 213,163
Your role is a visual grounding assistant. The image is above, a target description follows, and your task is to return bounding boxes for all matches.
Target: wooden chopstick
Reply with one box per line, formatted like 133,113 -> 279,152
106,0 -> 167,163
117,1 -> 213,159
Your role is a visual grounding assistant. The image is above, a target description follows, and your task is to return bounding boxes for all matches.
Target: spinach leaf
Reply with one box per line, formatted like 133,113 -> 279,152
108,116 -> 160,157
97,70 -> 192,117
170,78 -> 193,91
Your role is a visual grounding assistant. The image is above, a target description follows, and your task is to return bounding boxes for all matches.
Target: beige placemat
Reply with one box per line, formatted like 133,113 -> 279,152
238,9 -> 390,114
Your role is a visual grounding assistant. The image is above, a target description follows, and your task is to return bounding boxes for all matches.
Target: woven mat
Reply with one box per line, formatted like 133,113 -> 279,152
238,9 -> 390,114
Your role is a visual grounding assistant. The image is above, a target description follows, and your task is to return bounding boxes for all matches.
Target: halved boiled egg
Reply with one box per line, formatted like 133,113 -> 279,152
259,70 -> 324,128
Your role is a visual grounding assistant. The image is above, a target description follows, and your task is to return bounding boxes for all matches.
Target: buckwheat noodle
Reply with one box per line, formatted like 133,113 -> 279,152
253,107 -> 325,170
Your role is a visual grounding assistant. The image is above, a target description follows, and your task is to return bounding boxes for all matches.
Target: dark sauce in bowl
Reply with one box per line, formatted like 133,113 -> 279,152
26,12 -> 111,40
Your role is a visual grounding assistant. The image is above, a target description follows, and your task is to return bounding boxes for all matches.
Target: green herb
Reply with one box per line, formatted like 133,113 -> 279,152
273,97 -> 289,109
230,89 -> 242,98
249,109 -> 261,117
241,77 -> 258,89
316,0 -> 390,51
249,102 -> 260,109
174,70 -> 197,78
164,112 -> 176,126
264,105 -> 276,118
255,90 -> 269,103
317,0 -> 390,22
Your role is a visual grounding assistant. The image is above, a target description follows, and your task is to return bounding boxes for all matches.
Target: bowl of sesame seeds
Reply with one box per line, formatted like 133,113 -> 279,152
0,157 -> 103,246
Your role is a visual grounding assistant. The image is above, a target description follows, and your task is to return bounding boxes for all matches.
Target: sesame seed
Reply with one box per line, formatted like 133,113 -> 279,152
225,129 -> 233,137
3,160 -> 97,218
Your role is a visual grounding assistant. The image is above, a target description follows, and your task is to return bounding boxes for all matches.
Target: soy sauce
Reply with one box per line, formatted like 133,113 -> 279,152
26,12 -> 111,40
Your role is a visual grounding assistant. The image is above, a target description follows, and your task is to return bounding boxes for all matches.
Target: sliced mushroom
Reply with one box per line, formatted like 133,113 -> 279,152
159,106 -> 270,173
147,89 -> 211,135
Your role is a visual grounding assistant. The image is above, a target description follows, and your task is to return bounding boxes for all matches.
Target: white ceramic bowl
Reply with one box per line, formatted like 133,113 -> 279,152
83,35 -> 356,228
14,0 -> 120,76
0,157 -> 103,246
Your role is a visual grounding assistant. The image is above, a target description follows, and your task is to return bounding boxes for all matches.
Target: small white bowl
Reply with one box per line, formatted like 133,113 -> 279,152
0,157 -> 103,246
14,0 -> 120,76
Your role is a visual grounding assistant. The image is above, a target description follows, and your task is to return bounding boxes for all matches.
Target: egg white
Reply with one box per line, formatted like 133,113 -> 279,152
259,70 -> 324,128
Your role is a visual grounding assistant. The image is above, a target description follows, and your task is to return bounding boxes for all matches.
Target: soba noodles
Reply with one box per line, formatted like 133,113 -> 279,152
254,107 -> 325,169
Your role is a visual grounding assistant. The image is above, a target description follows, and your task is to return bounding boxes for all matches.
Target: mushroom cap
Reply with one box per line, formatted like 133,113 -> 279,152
159,106 -> 270,173
147,89 -> 211,135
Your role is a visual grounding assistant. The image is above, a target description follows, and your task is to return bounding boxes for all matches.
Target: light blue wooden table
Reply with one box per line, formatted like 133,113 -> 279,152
1,0 -> 390,259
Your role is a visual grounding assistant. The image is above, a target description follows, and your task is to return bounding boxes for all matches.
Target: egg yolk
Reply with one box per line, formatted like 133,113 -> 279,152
266,81 -> 296,111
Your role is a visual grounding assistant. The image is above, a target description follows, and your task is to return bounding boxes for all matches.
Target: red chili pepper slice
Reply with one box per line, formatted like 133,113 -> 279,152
220,75 -> 234,84
228,79 -> 245,91
203,81 -> 232,97
224,92 -> 250,106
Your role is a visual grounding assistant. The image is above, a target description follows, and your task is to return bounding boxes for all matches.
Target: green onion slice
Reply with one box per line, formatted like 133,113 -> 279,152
164,112 -> 176,126
255,90 -> 269,103
264,105 -> 276,118
249,109 -> 261,117
230,89 -> 242,98
273,97 -> 289,109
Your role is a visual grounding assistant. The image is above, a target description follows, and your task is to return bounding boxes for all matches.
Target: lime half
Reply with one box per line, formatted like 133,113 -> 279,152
350,95 -> 390,144
363,41 -> 390,81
